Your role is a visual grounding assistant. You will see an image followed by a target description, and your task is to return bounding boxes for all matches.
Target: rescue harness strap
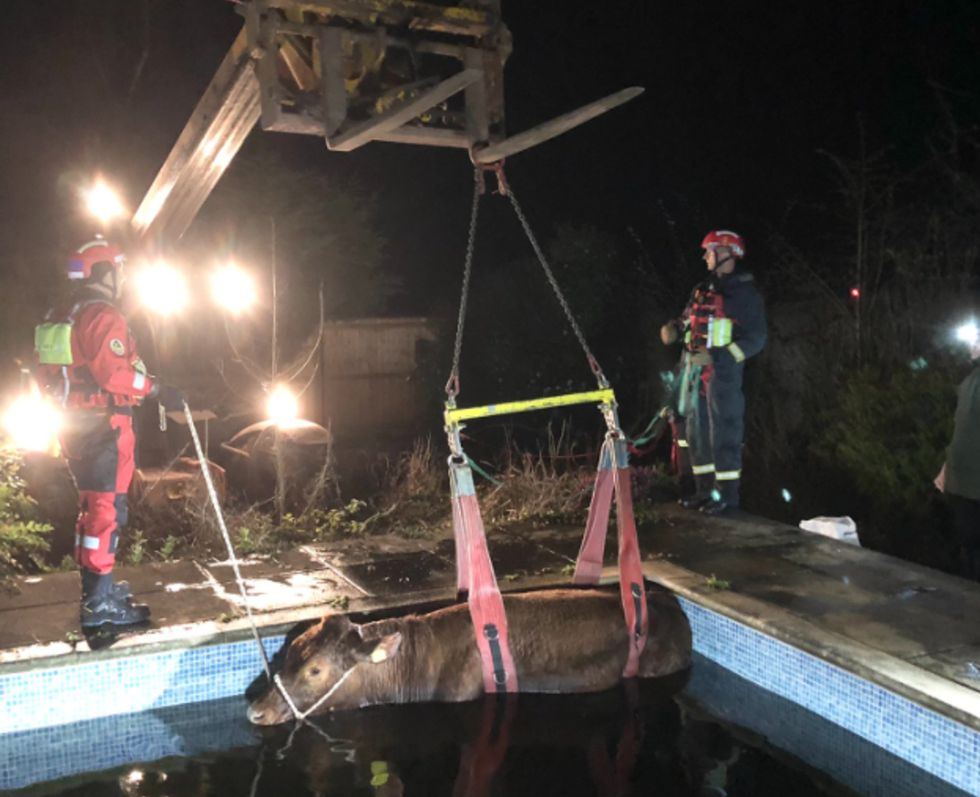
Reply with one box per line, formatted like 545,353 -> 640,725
445,163 -> 648,689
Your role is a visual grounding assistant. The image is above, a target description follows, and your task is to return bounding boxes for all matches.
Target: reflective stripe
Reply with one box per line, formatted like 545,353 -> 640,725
677,439 -> 689,448
728,342 -> 745,363
74,534 -> 80,548
132,372 -> 146,391
81,535 -> 101,551
691,463 -> 715,475
716,470 -> 741,481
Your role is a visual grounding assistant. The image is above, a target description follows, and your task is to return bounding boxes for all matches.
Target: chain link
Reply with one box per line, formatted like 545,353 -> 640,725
445,169 -> 483,399
505,184 -> 608,387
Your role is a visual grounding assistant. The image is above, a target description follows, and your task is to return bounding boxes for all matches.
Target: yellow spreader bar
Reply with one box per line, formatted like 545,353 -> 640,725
445,388 -> 616,425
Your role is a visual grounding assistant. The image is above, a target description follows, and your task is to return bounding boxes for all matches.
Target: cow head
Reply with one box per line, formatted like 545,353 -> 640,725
247,614 -> 402,725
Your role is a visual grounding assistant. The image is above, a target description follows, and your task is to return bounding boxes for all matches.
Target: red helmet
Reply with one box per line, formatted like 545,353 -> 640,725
701,230 -> 746,258
67,237 -> 126,281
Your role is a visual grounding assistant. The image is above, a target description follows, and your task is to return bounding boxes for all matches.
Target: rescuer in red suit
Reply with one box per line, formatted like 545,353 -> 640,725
36,238 -> 185,627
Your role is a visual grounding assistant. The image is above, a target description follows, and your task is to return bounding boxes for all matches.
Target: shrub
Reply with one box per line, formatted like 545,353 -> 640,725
0,444 -> 53,574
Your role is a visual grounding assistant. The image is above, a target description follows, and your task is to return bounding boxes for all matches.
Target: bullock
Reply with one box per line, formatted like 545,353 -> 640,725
248,584 -> 691,725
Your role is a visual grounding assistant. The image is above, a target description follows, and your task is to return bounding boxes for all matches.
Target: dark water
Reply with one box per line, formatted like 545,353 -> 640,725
5,657 -> 968,797
3,677 -> 828,797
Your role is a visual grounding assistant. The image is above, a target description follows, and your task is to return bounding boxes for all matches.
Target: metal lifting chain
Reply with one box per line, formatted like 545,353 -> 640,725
445,168 -> 483,400
446,161 -> 609,399
505,183 -> 608,388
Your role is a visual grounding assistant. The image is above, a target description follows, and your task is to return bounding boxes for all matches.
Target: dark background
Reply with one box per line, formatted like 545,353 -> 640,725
1,1 -> 978,572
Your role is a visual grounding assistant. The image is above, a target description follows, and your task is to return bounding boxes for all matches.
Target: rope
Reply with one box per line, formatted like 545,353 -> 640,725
505,182 -> 608,388
446,170 -> 483,399
183,401 -> 273,678
183,400 -> 357,723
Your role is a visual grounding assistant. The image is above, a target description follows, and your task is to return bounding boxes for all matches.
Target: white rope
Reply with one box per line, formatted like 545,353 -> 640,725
183,401 -> 273,678
183,401 -> 353,724
274,665 -> 356,720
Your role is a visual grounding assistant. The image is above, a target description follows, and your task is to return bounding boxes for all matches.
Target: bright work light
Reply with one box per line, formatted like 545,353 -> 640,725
211,264 -> 256,315
955,320 -> 979,347
266,384 -> 298,422
134,261 -> 188,315
82,179 -> 126,227
2,388 -> 62,454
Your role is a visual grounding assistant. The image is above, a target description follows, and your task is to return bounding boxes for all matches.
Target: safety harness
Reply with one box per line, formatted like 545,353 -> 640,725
444,160 -> 649,692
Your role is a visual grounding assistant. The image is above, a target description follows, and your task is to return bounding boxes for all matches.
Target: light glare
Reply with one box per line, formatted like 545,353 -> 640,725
955,321 -> 979,346
135,262 -> 188,315
83,180 -> 126,226
267,385 -> 298,422
2,392 -> 62,453
211,264 -> 256,315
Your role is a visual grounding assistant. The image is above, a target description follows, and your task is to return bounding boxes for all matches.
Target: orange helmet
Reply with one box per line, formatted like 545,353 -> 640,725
67,236 -> 126,281
701,230 -> 746,259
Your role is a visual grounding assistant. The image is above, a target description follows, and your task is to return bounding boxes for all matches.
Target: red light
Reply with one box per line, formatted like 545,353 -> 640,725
850,287 -> 861,299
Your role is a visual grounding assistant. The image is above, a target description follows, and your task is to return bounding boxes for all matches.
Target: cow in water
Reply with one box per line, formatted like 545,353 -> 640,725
248,584 -> 692,725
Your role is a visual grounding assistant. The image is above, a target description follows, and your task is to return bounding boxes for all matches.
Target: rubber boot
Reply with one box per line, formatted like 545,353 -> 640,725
702,479 -> 740,516
679,475 -> 714,510
80,570 -> 150,628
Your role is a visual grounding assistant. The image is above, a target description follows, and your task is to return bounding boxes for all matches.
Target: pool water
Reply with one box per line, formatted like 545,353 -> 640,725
5,656 -> 970,797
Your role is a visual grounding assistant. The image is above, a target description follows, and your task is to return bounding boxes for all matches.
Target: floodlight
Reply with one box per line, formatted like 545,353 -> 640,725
211,264 -> 256,315
955,320 -> 979,347
1,389 -> 62,453
82,179 -> 126,227
134,261 -> 188,315
266,384 -> 299,422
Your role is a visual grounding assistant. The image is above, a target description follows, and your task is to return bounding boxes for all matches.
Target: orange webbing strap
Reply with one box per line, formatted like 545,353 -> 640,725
450,458 -> 519,693
573,435 -> 649,677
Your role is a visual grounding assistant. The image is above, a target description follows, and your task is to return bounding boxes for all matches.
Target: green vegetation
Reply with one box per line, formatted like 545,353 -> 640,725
0,444 -> 52,575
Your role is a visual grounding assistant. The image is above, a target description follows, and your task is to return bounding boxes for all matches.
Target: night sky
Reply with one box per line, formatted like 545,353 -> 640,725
0,1 -> 977,327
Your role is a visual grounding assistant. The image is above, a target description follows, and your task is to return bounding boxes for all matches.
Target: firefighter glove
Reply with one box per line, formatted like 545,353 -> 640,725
660,321 -> 679,346
152,383 -> 186,412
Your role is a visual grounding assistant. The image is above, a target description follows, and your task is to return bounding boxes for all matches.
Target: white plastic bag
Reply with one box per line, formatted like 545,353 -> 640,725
799,516 -> 860,546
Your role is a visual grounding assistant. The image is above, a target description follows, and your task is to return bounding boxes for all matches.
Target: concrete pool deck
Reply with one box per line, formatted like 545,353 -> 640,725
1,501 -> 978,733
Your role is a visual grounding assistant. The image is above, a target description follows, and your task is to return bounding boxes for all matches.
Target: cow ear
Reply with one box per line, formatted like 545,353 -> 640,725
358,632 -> 403,664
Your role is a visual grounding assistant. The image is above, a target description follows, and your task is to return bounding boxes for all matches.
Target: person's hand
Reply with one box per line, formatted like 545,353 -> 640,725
934,463 -> 946,493
660,321 -> 679,346
688,348 -> 712,367
153,383 -> 186,412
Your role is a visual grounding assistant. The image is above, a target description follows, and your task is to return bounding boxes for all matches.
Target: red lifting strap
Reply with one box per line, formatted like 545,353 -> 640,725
573,435 -> 649,677
450,459 -> 519,693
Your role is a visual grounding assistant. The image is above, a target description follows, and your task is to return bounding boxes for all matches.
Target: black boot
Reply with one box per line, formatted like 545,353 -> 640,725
80,570 -> 150,628
679,475 -> 713,509
680,493 -> 711,510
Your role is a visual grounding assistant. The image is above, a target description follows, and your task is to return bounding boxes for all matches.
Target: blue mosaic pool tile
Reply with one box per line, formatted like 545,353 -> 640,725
678,597 -> 980,797
0,634 -> 283,735
0,695 -> 258,791
685,654 -> 972,797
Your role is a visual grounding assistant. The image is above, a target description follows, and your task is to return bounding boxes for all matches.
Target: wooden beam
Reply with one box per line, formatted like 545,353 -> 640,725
326,68 -> 481,152
279,36 -> 317,91
318,27 -> 347,136
260,0 -> 495,38
372,126 -> 470,148
472,86 -> 644,164
132,27 -> 261,243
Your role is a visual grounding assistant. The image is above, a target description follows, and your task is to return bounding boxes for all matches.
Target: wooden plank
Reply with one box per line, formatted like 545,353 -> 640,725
132,27 -> 261,242
463,47 -> 489,143
261,0 -> 495,38
279,36 -> 317,91
372,126 -> 469,148
472,86 -> 644,164
326,68 -> 481,152
318,27 -> 347,136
